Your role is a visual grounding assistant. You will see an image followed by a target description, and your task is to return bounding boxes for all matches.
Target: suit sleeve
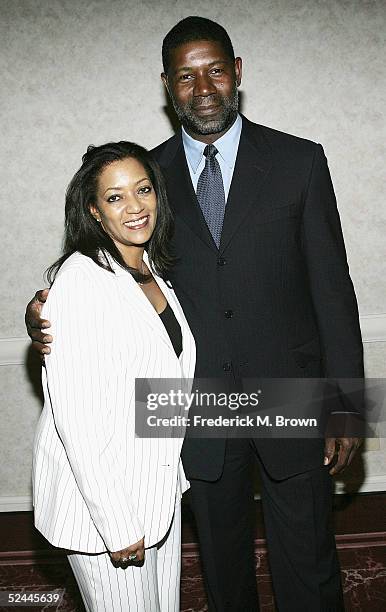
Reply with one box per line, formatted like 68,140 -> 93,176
301,144 -> 364,414
43,266 -> 144,551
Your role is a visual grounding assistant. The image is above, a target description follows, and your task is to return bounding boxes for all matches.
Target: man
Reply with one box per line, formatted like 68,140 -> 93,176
26,17 -> 363,611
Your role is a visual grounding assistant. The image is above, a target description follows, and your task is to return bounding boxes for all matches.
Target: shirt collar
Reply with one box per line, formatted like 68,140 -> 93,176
182,113 -> 242,174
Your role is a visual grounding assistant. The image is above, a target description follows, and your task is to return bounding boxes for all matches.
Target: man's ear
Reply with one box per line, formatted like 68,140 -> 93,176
161,72 -> 170,95
234,57 -> 242,87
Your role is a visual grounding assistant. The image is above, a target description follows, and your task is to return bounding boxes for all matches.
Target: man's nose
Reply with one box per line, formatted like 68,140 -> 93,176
193,73 -> 216,97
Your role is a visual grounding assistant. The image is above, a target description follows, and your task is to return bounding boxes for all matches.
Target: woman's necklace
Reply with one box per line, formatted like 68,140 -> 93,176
138,260 -> 147,285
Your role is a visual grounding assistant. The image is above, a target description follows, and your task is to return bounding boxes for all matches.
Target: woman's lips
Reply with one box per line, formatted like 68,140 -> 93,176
123,215 -> 150,230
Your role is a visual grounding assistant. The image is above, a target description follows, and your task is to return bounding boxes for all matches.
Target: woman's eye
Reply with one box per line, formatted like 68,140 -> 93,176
138,186 -> 152,194
107,194 -> 120,203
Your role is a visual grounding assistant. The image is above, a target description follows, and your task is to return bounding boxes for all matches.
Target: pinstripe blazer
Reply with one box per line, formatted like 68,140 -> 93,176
32,251 -> 196,554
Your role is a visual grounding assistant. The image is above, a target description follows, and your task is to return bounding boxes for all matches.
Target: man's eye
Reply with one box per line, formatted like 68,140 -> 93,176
107,194 -> 120,203
211,68 -> 223,75
180,74 -> 193,81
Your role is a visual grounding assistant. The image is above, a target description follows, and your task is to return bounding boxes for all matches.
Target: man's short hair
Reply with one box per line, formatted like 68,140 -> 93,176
162,16 -> 235,74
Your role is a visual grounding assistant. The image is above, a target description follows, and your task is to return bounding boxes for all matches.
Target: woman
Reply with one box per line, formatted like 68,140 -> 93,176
32,141 -> 196,611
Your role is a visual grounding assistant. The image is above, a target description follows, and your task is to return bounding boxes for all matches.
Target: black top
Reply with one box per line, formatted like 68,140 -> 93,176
158,303 -> 182,358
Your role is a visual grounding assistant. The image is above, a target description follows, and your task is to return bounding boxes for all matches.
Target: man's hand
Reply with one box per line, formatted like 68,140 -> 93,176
324,437 -> 362,476
109,538 -> 145,567
25,289 -> 52,360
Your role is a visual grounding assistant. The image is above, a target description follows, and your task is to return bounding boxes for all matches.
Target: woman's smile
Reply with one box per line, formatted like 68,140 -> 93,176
123,214 -> 150,230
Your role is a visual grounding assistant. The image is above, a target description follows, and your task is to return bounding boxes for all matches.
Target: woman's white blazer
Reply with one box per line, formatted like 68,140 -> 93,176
32,251 -> 196,554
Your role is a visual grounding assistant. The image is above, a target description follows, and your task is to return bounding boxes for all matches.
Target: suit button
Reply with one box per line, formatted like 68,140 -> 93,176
224,310 -> 233,318
295,354 -> 308,368
222,362 -> 232,372
217,257 -> 227,266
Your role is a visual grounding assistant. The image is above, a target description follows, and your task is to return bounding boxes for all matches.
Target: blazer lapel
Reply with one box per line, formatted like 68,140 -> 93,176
160,132 -> 218,253
106,251 -> 195,375
155,271 -> 196,380
219,115 -> 273,253
106,253 -> 173,351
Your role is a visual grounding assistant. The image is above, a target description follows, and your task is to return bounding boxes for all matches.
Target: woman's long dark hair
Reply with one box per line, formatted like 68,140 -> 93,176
46,141 -> 174,285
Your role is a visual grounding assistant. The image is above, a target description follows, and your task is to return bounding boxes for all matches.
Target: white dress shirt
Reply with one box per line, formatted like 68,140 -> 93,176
182,113 -> 242,200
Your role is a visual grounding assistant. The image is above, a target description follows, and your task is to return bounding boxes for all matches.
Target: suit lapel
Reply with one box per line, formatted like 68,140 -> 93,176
159,118 -> 272,254
160,132 -> 218,253
219,116 -> 273,253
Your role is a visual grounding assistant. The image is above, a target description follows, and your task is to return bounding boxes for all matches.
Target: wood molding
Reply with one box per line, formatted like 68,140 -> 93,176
2,472 -> 386,513
1,313 -> 385,366
0,337 -> 29,366
360,313 -> 386,343
334,473 -> 386,495
0,497 -> 32,512
1,532 -> 385,566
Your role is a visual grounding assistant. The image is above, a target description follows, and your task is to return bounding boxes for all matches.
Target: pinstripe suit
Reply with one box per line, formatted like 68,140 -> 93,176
32,251 -> 196,611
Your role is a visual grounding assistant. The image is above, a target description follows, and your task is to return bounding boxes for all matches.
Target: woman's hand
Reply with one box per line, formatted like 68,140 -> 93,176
110,538 -> 145,567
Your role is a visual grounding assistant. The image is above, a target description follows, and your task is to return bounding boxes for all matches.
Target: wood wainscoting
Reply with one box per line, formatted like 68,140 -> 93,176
0,493 -> 385,611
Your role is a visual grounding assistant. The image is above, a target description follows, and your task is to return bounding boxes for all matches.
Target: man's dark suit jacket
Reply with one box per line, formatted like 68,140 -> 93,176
151,115 -> 364,481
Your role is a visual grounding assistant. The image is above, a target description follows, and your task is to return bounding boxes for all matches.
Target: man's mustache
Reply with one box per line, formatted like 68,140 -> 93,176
190,95 -> 222,110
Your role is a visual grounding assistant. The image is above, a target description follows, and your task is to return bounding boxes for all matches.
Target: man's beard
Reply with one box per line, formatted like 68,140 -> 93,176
170,86 -> 239,135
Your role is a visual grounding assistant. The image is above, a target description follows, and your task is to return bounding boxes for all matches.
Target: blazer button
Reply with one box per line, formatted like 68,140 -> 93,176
224,310 -> 233,318
217,257 -> 227,266
222,361 -> 232,372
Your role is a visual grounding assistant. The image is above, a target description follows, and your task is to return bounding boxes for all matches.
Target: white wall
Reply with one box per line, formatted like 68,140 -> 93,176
0,0 -> 385,507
